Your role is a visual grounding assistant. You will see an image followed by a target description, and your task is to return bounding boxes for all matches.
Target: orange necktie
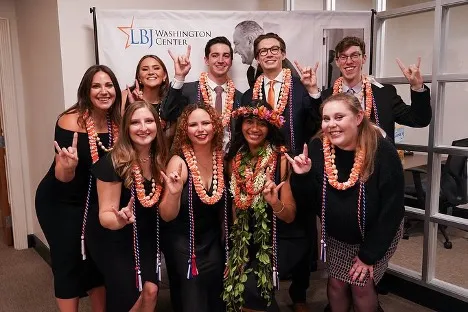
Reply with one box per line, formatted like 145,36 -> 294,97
268,80 -> 275,108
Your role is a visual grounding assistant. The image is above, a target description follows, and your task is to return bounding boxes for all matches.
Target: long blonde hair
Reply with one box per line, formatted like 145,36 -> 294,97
111,101 -> 168,188
319,93 -> 381,181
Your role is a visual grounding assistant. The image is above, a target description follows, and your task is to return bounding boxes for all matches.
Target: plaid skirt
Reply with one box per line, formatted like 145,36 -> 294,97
326,224 -> 403,287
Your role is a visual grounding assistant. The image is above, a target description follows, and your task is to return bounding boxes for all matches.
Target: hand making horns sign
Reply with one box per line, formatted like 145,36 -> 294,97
168,45 -> 192,81
161,162 -> 184,195
284,143 -> 312,175
396,56 -> 424,90
294,60 -> 320,94
54,132 -> 79,170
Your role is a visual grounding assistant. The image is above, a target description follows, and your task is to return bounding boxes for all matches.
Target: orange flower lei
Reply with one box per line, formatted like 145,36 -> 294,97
182,144 -> 225,205
230,143 -> 278,210
132,163 -> 163,207
199,72 -> 235,127
83,110 -> 119,164
333,75 -> 374,119
231,106 -> 285,128
323,136 -> 364,190
252,68 -> 292,115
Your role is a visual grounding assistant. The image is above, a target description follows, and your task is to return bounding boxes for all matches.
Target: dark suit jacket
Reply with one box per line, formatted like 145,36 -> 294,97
247,58 -> 300,88
160,81 -> 243,121
318,84 -> 432,142
241,76 -> 321,239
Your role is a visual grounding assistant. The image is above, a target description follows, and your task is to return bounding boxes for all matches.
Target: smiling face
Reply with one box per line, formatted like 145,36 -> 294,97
129,107 -> 158,150
242,117 -> 269,152
187,108 -> 214,147
321,100 -> 363,151
335,45 -> 366,87
89,71 -> 116,112
137,56 -> 167,89
204,43 -> 232,80
255,37 -> 285,77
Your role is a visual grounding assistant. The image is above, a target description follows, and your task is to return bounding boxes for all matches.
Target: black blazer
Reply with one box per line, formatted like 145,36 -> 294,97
318,84 -> 432,142
241,76 -> 320,156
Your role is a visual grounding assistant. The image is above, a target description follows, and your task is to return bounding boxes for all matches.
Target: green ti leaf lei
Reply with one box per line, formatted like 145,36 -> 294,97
223,144 -> 274,311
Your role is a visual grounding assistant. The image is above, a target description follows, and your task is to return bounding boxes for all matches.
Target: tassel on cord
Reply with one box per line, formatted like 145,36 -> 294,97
320,239 -> 327,263
156,254 -> 162,282
191,254 -> 199,277
186,259 -> 192,279
135,266 -> 143,292
81,235 -> 86,260
273,267 -> 278,288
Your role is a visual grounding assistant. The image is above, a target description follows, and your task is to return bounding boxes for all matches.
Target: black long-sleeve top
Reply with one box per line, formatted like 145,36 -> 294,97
291,137 -> 405,265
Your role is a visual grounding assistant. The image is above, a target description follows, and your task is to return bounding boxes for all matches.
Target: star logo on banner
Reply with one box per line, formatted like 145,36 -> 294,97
118,16 -> 134,49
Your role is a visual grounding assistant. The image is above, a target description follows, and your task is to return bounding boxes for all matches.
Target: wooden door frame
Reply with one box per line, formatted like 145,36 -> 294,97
0,18 -> 29,249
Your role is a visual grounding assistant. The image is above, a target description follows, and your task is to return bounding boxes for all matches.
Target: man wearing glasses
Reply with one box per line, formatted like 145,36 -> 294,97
310,36 -> 432,143
241,32 -> 321,312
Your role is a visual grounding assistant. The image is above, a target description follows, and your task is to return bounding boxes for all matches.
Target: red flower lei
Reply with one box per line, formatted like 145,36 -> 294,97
252,68 -> 292,115
231,143 -> 278,210
132,163 -> 163,207
323,136 -> 364,190
182,144 -> 225,205
83,110 -> 119,164
332,75 -> 374,119
199,72 -> 235,128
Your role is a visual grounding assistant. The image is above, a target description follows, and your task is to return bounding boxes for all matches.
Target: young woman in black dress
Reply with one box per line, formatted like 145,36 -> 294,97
288,93 -> 405,312
159,102 -> 226,312
35,65 -> 121,312
224,100 -> 296,312
91,101 -> 168,312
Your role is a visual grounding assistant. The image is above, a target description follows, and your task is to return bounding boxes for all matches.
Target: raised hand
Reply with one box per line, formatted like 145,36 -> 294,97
54,132 -> 79,170
161,162 -> 184,195
262,167 -> 285,206
126,84 -> 136,104
127,79 -> 143,104
349,256 -> 374,283
113,197 -> 135,227
168,45 -> 192,81
294,61 -> 319,94
284,143 -> 311,174
396,57 -> 423,90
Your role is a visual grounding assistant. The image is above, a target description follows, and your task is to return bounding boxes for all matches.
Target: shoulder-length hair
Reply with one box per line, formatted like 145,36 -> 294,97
111,101 -> 168,188
318,93 -> 381,181
129,55 -> 170,102
171,102 -> 224,156
60,65 -> 122,127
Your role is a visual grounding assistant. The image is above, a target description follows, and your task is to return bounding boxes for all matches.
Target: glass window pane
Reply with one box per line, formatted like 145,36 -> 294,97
432,152 -> 468,223
294,0 -> 323,10
443,4 -> 468,74
386,0 -> 433,10
382,11 -> 434,76
393,84 -> 430,146
390,219 -> 424,274
441,82 -> 468,146
434,223 -> 468,289
403,151 -> 429,212
336,0 -> 373,11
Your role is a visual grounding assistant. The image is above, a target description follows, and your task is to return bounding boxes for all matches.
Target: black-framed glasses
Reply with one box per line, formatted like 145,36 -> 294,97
257,46 -> 282,57
336,52 -> 362,63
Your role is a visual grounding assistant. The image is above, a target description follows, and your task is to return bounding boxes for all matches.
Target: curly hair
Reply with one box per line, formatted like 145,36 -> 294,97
227,100 -> 286,161
171,102 -> 224,156
111,101 -> 168,189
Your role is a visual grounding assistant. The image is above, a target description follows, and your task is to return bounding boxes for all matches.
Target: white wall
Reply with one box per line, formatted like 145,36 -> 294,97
57,0 -> 284,107
15,0 -> 65,245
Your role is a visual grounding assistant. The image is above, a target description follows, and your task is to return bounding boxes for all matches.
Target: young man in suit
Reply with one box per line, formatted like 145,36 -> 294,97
310,36 -> 432,142
241,32 -> 321,312
160,36 -> 242,151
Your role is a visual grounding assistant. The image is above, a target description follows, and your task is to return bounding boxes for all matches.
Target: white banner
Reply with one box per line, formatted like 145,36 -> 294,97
96,9 -> 372,93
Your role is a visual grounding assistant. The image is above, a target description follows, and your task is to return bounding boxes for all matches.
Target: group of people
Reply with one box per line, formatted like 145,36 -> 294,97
35,32 -> 431,312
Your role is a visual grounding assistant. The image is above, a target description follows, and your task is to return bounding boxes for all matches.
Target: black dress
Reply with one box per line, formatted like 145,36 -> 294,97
35,125 -> 106,299
161,159 -> 225,312
88,154 -> 159,312
291,137 -> 405,286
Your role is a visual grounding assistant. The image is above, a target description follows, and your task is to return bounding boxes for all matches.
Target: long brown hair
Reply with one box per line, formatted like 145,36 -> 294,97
319,93 -> 381,181
130,55 -> 170,101
111,101 -> 168,188
171,103 -> 223,156
60,65 -> 122,127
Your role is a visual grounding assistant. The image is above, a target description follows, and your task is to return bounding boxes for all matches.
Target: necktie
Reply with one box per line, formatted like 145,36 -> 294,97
347,88 -> 355,95
268,80 -> 275,108
214,86 -> 223,115
247,66 -> 256,88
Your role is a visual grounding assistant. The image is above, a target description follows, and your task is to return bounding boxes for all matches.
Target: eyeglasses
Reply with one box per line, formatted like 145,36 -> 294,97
336,52 -> 362,63
257,46 -> 282,57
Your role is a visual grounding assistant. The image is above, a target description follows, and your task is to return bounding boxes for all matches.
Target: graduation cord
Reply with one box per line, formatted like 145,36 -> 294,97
288,75 -> 295,153
187,173 -> 199,279
131,185 -> 143,292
